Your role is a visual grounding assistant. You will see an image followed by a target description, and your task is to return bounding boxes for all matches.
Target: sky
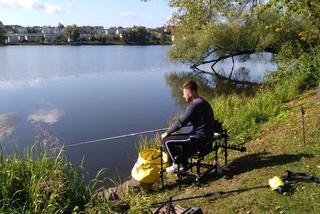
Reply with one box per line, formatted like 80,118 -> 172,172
0,0 -> 174,27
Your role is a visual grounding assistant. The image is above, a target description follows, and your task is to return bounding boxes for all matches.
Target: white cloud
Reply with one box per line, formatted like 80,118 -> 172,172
119,11 -> 136,17
65,0 -> 71,7
0,0 -> 62,14
28,108 -> 65,125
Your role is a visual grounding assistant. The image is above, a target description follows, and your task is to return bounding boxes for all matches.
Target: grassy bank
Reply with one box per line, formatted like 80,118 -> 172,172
149,88 -> 320,213
122,66 -> 320,212
119,91 -> 319,214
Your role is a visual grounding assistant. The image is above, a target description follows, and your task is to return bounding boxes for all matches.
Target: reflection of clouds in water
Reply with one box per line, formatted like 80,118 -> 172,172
0,79 -> 42,90
28,108 -> 65,125
0,114 -> 20,141
27,108 -> 64,153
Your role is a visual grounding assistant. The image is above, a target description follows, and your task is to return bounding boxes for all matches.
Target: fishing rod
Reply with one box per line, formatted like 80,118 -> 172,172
63,127 -> 167,149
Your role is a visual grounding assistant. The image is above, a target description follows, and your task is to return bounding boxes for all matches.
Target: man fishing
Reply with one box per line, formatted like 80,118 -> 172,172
161,80 -> 216,173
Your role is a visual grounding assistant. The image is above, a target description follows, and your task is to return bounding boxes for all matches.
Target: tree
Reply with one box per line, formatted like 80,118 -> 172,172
264,0 -> 320,89
122,26 -> 149,44
168,1 -> 261,69
58,22 -> 64,29
121,29 -> 135,44
0,21 -> 5,44
166,0 -> 314,82
95,34 -> 108,43
134,26 -> 149,44
62,25 -> 80,43
266,0 -> 320,44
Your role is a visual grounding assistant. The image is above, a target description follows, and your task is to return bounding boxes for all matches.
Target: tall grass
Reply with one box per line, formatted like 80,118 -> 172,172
136,134 -> 161,152
0,144 -> 107,213
210,58 -> 319,144
0,142 -> 156,213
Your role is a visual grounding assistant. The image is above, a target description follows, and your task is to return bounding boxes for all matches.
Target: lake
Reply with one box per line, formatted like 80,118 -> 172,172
0,45 -> 275,182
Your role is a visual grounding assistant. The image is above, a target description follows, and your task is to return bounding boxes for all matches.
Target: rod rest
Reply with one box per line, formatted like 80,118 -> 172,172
213,142 -> 246,153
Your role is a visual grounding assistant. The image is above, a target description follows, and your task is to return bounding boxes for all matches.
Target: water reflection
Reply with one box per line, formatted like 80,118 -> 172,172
166,71 -> 257,108
198,52 -> 276,82
166,52 -> 275,107
165,72 -> 214,108
28,108 -> 65,125
232,67 -> 251,82
0,113 -> 20,142
0,79 -> 42,91
30,123 -> 63,153
28,108 -> 64,152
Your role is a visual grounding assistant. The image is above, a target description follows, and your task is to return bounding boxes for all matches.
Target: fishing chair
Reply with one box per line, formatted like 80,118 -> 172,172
160,126 -> 246,190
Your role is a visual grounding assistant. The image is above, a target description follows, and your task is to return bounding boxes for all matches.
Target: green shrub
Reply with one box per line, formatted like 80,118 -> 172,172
0,146 -> 93,213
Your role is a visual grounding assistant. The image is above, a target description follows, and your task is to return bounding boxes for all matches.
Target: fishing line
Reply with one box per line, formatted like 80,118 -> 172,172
62,127 -> 167,149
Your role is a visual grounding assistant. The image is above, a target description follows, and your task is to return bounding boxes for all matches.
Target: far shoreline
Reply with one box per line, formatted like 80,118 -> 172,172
1,41 -> 173,46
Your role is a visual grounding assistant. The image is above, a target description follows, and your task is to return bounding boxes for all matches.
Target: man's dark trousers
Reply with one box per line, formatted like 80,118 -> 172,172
162,133 -> 201,166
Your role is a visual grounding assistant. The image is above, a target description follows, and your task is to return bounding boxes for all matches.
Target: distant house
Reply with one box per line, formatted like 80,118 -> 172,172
79,26 -> 106,35
17,35 -> 27,41
5,33 -> 47,44
42,33 -> 58,42
33,26 -> 43,33
77,26 -> 106,41
4,25 -> 20,34
25,34 -> 44,42
104,26 -> 127,39
12,34 -> 44,42
116,27 -> 129,39
16,26 -> 28,34
94,26 -> 105,35
5,34 -> 19,44
116,27 -> 124,35
106,27 -> 117,36
41,26 -> 63,42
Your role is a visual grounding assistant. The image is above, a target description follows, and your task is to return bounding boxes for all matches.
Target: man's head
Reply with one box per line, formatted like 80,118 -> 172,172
182,80 -> 198,102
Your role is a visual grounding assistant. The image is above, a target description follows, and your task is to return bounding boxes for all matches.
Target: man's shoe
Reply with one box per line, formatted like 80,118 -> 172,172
165,164 -> 185,173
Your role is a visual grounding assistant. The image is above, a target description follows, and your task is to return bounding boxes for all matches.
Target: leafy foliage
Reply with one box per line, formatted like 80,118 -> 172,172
167,0 -> 320,87
122,26 -> 150,45
0,21 -> 5,44
62,24 -> 80,42
266,0 -> 320,44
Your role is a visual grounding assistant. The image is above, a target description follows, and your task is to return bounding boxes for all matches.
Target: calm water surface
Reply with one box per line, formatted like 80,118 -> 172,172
0,46 -> 275,181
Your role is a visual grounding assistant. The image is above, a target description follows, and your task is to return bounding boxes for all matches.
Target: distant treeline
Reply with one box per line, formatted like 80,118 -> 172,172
0,22 -> 173,45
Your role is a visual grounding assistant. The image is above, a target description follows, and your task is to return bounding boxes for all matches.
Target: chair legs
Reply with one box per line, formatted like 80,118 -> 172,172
159,146 -> 221,190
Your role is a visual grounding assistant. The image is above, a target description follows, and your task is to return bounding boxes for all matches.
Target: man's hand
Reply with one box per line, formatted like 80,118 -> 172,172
161,132 -> 168,140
